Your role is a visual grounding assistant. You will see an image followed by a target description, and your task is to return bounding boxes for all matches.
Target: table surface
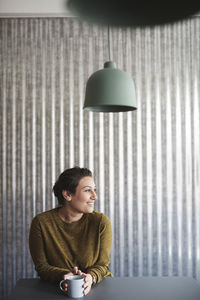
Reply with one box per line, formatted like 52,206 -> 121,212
7,277 -> 200,300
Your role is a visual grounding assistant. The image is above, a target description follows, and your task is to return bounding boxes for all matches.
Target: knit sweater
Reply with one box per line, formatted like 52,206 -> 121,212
29,208 -> 113,283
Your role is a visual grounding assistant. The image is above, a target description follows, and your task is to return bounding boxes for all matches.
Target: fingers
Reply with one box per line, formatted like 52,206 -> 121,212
83,281 -> 88,289
63,267 -> 83,281
73,266 -> 83,275
77,269 -> 83,275
63,272 -> 73,280
63,281 -> 68,292
81,272 -> 86,278
73,266 -> 78,274
83,274 -> 93,295
84,284 -> 91,296
72,266 -> 84,276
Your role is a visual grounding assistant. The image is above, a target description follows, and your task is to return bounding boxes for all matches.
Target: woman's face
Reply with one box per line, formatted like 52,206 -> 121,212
68,176 -> 97,214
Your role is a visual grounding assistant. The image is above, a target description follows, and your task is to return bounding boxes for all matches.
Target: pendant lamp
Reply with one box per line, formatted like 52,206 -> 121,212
67,0 -> 200,27
83,27 -> 137,112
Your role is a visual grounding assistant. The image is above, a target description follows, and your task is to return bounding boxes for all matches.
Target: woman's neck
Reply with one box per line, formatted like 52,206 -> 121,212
58,206 -> 83,223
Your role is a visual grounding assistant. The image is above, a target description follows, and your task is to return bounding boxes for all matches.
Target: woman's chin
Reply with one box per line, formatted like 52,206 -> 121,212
86,206 -> 94,213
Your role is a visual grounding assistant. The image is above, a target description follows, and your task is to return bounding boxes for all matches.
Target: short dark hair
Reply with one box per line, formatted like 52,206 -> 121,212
53,166 -> 92,206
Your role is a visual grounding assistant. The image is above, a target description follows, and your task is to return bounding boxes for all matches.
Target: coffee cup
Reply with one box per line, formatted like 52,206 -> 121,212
60,275 -> 84,298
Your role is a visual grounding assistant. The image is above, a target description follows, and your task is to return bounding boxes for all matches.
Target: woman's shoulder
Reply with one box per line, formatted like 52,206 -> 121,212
32,208 -> 57,223
89,211 -> 111,224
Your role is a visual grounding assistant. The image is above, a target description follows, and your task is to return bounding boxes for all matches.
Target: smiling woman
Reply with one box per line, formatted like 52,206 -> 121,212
29,167 -> 113,296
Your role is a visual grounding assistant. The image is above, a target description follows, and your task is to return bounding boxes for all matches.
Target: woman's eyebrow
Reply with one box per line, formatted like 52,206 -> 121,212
81,185 -> 96,189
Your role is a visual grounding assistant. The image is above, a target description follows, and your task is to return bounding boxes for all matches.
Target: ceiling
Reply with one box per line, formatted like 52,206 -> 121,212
0,0 -> 74,17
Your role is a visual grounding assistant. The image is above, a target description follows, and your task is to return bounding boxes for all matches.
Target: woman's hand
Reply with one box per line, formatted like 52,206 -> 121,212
62,266 -> 82,292
81,273 -> 93,295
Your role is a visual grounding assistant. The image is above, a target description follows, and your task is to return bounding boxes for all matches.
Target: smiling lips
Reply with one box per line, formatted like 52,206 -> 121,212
87,202 -> 94,206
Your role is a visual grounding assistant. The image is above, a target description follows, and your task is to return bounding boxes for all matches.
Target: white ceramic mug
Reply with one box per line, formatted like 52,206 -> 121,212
60,275 -> 84,298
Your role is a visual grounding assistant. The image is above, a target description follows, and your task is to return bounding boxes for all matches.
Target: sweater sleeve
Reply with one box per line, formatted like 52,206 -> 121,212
29,216 -> 70,283
86,214 -> 113,283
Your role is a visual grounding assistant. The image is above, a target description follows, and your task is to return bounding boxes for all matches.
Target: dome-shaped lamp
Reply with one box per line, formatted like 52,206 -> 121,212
83,61 -> 137,112
83,27 -> 137,112
68,0 -> 200,27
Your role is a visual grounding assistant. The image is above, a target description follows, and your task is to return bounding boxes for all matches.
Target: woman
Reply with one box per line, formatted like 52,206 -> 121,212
29,166 -> 113,295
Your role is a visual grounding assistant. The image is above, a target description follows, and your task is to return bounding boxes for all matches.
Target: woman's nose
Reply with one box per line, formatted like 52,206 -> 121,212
91,191 -> 97,200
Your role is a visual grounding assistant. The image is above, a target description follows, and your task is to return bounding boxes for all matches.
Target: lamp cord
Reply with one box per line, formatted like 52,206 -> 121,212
108,26 -> 112,61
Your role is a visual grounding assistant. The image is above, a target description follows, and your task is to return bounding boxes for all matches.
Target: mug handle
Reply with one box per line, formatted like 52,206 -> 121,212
59,279 -> 67,292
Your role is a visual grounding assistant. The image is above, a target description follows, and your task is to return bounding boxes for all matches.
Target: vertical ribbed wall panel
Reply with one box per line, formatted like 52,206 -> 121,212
0,17 -> 200,299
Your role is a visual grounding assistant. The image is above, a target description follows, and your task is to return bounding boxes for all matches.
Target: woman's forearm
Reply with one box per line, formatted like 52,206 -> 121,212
34,262 -> 70,283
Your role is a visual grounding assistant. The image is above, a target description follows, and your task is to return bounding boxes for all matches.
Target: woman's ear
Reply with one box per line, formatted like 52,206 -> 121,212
62,190 -> 72,201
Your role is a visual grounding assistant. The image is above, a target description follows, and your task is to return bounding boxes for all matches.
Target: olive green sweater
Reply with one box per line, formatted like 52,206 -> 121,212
29,208 -> 113,283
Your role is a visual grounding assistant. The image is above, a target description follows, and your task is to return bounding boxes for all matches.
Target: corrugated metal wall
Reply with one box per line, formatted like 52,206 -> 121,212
0,17 -> 200,299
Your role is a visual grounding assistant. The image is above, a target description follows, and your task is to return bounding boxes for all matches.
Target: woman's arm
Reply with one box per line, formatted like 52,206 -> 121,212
69,217 -> 113,297
86,214 -> 113,283
29,216 -> 70,283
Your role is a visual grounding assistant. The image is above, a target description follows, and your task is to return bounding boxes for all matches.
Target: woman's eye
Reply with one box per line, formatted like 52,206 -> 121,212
84,189 -> 97,193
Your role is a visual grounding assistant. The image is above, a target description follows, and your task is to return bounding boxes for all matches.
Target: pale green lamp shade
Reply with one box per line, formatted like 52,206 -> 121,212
83,61 -> 137,112
68,0 -> 200,27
